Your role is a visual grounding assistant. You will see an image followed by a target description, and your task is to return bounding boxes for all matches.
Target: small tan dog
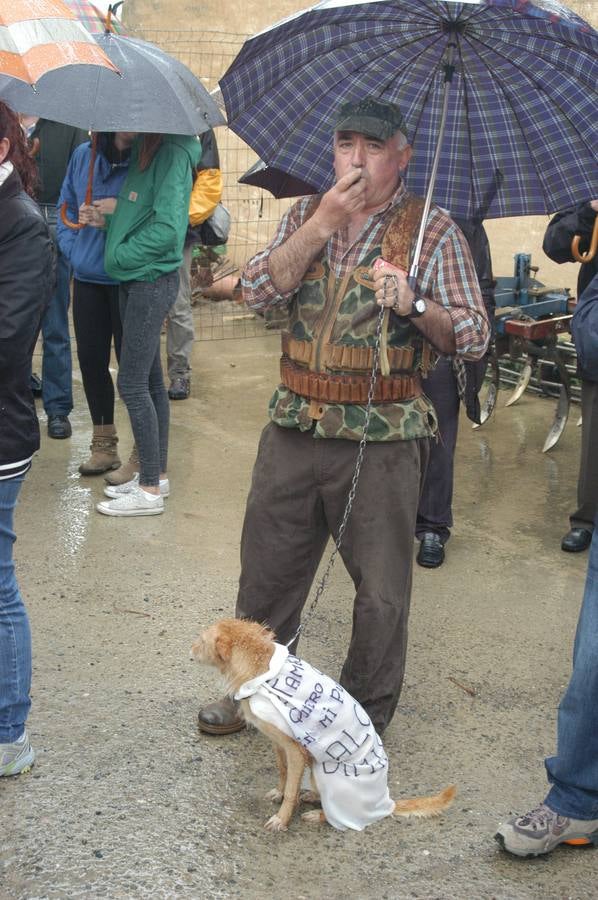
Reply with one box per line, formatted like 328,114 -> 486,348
191,618 -> 456,833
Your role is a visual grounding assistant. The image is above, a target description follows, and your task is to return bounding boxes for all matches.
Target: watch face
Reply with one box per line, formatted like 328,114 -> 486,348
413,297 -> 426,315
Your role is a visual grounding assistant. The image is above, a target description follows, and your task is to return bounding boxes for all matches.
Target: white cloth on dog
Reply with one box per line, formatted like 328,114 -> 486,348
235,643 -> 395,831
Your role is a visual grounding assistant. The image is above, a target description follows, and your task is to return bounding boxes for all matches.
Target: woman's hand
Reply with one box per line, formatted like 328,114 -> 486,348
78,202 -> 107,228
93,197 -> 118,215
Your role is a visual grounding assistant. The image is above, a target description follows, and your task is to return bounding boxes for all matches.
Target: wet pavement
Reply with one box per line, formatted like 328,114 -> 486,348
1,330 -> 595,899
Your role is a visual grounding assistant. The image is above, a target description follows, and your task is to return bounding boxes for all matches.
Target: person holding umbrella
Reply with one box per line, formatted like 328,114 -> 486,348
83,131 -> 201,517
197,97 -> 489,736
56,131 -> 134,477
0,101 -> 54,775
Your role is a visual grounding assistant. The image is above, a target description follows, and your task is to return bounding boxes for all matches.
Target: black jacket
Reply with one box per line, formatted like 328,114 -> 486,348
543,201 -> 598,382
543,201 -> 597,297
0,169 -> 54,472
453,218 -> 496,423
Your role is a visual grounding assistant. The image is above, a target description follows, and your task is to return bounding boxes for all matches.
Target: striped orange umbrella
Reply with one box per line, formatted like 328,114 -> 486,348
0,0 -> 117,85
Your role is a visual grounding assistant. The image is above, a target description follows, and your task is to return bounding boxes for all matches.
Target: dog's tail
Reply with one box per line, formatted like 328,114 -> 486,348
392,784 -> 457,819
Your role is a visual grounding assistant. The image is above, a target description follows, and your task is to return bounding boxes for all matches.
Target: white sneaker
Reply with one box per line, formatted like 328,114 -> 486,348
103,473 -> 170,499
96,485 -> 164,517
0,730 -> 35,776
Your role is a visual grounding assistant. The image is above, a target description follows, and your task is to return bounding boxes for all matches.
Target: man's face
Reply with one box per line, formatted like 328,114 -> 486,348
333,130 -> 412,209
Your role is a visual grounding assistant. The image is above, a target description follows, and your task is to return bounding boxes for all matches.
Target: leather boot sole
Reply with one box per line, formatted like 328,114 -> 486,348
197,716 -> 246,736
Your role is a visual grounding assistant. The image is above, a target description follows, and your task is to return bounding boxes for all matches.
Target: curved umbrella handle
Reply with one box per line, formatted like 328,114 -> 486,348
571,217 -> 598,264
60,134 -> 98,230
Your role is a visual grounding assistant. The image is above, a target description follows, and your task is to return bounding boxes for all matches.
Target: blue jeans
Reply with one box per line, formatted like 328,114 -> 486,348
0,477 -> 31,743
545,517 -> 598,819
117,272 -> 179,486
40,207 -> 73,417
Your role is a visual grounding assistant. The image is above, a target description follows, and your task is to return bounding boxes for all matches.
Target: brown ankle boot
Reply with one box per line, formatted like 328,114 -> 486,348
79,425 -> 120,475
104,444 -> 139,486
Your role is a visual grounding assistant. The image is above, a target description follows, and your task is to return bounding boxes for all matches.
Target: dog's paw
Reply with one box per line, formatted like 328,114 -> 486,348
264,814 -> 288,832
299,790 -> 320,805
264,788 -> 283,803
301,808 -> 326,825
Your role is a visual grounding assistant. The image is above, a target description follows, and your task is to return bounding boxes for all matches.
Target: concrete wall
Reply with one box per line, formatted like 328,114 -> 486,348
123,0 -> 597,293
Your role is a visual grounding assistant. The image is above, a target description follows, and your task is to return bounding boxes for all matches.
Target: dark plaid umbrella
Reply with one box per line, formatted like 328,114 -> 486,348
220,0 -> 598,221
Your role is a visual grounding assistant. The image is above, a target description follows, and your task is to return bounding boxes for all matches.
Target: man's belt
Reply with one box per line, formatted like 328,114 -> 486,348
280,356 -> 422,404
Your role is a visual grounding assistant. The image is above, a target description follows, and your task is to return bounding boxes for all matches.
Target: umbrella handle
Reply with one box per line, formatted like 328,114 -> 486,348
571,217 -> 598,264
60,135 -> 98,231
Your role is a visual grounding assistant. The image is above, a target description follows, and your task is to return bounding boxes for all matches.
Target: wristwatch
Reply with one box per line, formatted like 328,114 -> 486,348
408,296 -> 426,318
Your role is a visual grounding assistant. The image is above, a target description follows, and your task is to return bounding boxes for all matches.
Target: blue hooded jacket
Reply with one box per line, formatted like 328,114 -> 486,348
56,135 -> 130,284
571,272 -> 598,383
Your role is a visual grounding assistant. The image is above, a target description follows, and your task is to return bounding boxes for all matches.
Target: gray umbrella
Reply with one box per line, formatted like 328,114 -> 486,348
0,32 -> 225,135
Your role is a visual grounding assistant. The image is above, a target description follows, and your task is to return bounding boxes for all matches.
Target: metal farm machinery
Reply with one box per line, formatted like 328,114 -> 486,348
476,252 -> 580,451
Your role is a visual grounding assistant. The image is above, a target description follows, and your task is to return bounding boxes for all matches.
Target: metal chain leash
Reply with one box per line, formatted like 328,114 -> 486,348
286,285 -> 391,647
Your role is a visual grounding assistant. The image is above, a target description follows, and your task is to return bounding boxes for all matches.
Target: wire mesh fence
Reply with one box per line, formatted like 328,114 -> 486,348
126,27 -> 295,340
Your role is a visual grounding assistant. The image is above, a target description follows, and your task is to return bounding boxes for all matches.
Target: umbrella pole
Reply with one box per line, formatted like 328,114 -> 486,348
408,44 -> 456,292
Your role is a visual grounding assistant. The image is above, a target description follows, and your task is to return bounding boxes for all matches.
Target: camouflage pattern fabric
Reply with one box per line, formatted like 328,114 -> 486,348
271,220 -> 438,441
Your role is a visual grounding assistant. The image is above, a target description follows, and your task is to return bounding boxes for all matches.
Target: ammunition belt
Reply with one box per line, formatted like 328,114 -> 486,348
281,332 -> 416,371
280,357 -> 422,404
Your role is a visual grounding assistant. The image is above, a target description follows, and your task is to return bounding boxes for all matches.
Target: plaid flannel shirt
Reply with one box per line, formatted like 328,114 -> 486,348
242,182 -> 489,360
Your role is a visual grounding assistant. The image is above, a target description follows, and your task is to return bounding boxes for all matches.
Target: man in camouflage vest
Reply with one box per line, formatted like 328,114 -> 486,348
198,98 -> 489,737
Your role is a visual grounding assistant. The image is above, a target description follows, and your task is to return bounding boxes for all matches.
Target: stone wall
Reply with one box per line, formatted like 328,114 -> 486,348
123,0 -> 597,293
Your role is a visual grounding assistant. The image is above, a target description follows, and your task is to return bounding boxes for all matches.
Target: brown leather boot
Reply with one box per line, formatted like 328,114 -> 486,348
104,444 -> 139,486
197,696 -> 245,735
79,425 -> 120,475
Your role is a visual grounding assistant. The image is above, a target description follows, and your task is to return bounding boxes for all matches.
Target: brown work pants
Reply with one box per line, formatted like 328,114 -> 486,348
236,422 -> 429,733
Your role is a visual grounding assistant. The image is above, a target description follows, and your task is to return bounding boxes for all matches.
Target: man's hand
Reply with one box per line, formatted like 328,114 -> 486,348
590,199 -> 598,213
370,257 -> 413,316
312,168 -> 367,236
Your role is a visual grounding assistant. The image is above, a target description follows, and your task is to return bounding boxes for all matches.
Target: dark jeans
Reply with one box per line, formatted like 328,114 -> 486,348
416,357 -> 460,543
117,272 -> 179,486
40,207 -> 73,417
73,280 -> 122,426
236,422 -> 429,733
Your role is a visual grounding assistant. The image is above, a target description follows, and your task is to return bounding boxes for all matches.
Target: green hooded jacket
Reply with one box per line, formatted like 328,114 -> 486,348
104,134 -> 201,283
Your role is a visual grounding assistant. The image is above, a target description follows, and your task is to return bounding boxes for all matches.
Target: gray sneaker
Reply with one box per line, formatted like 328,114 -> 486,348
495,802 -> 598,857
0,730 -> 35,776
96,485 -> 164,517
103,474 -> 170,499
168,377 -> 190,400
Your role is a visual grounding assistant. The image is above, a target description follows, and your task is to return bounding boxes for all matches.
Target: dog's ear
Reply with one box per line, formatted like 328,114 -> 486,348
214,633 -> 233,663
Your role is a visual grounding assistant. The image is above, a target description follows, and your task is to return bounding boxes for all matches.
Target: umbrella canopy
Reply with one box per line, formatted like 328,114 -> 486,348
0,0 -> 117,84
239,159 -> 318,199
219,0 -> 598,220
62,0 -> 128,34
0,31 -> 225,134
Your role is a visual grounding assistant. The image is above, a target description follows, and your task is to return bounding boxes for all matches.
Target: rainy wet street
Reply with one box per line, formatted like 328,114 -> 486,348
1,329 -> 595,899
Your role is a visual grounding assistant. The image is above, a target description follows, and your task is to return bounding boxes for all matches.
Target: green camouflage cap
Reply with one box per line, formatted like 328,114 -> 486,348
334,98 -> 407,141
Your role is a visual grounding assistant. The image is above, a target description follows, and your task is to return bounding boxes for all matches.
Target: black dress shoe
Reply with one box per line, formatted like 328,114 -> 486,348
561,528 -> 592,553
416,532 -> 445,568
30,373 -> 42,397
197,696 -> 246,735
47,414 -> 72,439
